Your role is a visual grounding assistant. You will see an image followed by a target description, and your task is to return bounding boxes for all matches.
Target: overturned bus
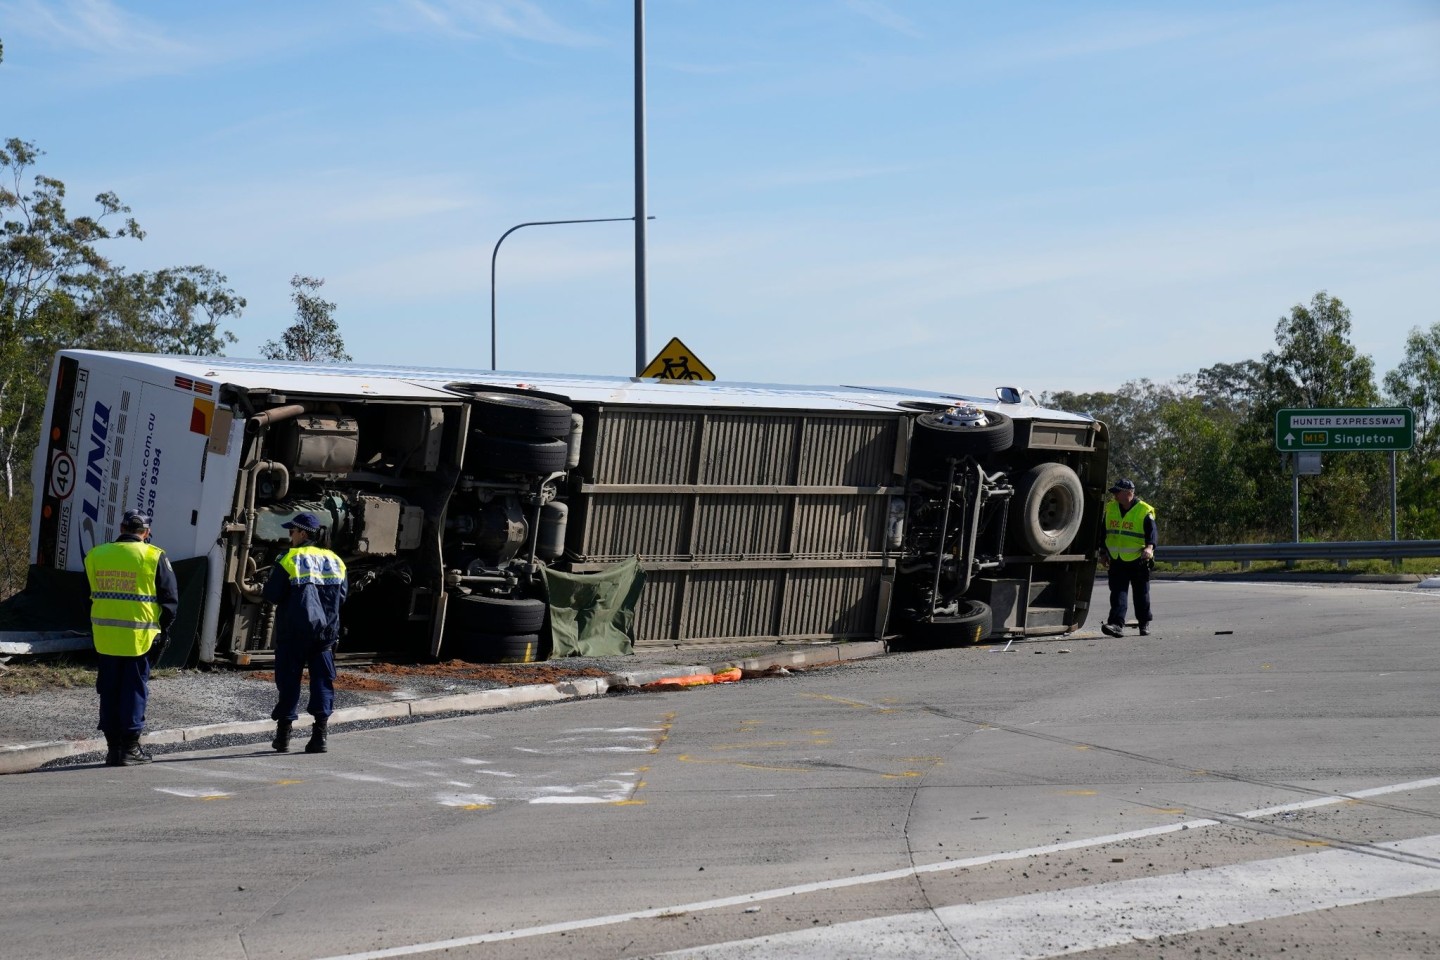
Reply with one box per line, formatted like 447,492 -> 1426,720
25,351 -> 1108,665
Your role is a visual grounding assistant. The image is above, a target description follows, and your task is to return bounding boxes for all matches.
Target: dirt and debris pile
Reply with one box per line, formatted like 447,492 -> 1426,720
361,659 -> 609,685
246,659 -> 611,694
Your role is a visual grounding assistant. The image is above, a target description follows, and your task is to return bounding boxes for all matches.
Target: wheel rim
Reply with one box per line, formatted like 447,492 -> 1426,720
1037,486 -> 1078,537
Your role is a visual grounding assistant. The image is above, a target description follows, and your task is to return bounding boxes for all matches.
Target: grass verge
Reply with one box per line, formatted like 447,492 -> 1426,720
0,658 -> 94,696
1158,558 -> 1440,576
0,658 -> 180,695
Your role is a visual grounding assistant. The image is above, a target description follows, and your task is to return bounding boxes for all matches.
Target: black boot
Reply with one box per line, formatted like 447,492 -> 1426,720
104,733 -> 122,767
119,732 -> 153,766
272,720 -> 292,752
304,718 -> 328,754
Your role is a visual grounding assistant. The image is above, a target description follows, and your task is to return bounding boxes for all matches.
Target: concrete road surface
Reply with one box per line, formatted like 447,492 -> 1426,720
3,580 -> 1438,959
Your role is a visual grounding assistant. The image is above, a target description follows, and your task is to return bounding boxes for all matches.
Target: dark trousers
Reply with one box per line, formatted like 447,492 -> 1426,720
272,642 -> 336,722
96,653 -> 150,735
1107,557 -> 1152,626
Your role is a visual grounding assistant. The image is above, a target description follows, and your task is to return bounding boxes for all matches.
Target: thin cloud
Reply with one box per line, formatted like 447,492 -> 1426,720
842,0 -> 924,39
0,0 -> 200,73
980,15 -> 1211,72
395,0 -> 601,47
211,170 -> 484,229
661,60 -> 749,76
742,161 -> 926,192
333,234 -> 630,300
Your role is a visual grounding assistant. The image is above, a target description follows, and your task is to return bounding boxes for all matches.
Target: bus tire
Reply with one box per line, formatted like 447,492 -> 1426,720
928,599 -> 993,646
469,435 -> 568,475
895,599 -> 993,650
455,595 -> 546,634
459,632 -> 539,664
1011,462 -> 1085,556
915,409 -> 1013,456
471,393 -> 574,439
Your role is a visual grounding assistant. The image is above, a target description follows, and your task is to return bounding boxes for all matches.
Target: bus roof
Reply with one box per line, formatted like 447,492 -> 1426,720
59,351 -> 1094,421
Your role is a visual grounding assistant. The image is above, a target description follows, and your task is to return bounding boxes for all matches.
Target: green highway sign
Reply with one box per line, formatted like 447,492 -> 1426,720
1274,407 -> 1413,452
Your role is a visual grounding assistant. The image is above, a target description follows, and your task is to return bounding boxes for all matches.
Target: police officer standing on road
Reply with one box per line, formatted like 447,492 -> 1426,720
264,512 -> 348,754
84,510 -> 179,766
1099,479 -> 1157,637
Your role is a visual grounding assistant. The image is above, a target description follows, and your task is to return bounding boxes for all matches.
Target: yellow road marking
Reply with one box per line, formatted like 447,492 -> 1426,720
799,692 -> 894,712
675,753 -> 813,773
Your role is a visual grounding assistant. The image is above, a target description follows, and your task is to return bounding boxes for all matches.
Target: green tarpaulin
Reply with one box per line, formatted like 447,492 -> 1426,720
542,557 -> 645,657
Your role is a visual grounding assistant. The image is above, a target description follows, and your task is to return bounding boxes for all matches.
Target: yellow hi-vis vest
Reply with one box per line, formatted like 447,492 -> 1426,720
1104,499 -> 1155,562
279,545 -> 347,588
85,539 -> 165,657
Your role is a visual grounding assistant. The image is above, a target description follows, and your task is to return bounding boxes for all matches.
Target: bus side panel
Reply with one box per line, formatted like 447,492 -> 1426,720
568,405 -> 903,646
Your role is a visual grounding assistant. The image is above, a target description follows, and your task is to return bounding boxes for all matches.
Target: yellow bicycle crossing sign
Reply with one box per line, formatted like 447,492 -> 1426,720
640,337 -> 714,381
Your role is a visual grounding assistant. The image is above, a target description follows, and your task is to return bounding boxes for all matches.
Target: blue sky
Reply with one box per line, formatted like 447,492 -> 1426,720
2,0 -> 1437,395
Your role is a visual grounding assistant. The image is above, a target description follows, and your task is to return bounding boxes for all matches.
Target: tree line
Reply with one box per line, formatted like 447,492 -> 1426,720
1043,292 -> 1440,545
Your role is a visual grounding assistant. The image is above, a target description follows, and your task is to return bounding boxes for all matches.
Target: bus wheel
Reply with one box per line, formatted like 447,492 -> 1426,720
471,393 -> 573,439
459,632 -> 540,664
929,599 -> 993,645
915,406 -> 1013,456
455,595 -> 546,634
1011,462 -> 1085,556
468,435 -> 569,474
896,599 -> 993,650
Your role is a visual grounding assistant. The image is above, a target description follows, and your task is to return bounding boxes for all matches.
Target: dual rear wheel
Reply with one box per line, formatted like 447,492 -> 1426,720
452,594 -> 545,664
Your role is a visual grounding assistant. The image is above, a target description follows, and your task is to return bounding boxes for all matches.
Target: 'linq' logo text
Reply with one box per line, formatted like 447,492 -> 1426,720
78,400 -> 110,555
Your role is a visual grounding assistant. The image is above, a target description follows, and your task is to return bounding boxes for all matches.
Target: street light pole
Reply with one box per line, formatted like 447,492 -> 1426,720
634,0 -> 649,376
489,217 -> 641,371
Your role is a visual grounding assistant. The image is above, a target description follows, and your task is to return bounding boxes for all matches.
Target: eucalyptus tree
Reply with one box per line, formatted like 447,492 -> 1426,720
260,275 -> 351,362
1251,292 -> 1385,540
0,138 -> 143,498
95,266 -> 243,356
1382,321 -> 1440,536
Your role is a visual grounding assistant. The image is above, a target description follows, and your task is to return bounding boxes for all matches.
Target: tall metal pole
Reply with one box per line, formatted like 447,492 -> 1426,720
1296,457 -> 1307,544
489,217 -> 638,371
633,0 -> 649,376
1391,450 -> 1398,541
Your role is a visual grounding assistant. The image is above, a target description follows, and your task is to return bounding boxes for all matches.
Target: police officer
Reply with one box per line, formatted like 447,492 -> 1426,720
1099,478 -> 1157,637
84,510 -> 179,766
264,512 -> 348,754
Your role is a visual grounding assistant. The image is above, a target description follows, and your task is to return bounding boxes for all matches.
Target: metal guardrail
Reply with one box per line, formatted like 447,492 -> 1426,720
1157,541 -> 1440,564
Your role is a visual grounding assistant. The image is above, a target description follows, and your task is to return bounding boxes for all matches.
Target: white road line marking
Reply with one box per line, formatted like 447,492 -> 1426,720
154,787 -> 231,799
529,796 -> 614,805
659,833 -> 1440,959
435,793 -> 495,807
310,775 -> 1440,960
528,777 -> 637,804
164,764 -> 275,782
330,772 -> 421,787
564,727 -> 666,733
